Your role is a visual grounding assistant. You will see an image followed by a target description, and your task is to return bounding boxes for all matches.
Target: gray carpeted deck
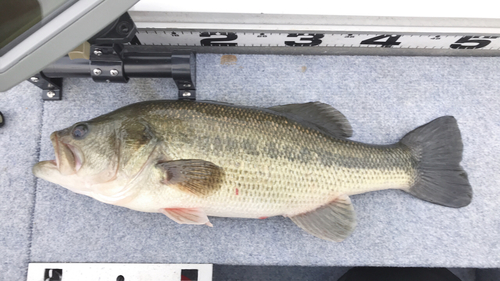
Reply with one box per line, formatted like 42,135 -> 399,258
1,54 -> 500,280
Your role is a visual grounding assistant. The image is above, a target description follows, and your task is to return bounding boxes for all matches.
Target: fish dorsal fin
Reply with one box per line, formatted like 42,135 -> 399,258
268,102 -> 353,138
156,159 -> 224,196
160,208 -> 213,226
290,194 -> 357,242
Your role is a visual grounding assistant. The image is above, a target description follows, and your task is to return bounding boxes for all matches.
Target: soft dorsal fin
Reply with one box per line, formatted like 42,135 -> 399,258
268,102 -> 353,138
289,194 -> 357,242
156,159 -> 224,196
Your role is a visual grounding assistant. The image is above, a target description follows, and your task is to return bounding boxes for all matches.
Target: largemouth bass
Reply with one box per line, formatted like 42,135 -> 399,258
33,101 -> 472,241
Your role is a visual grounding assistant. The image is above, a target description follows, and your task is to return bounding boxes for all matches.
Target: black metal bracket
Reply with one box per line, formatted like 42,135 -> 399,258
29,12 -> 196,101
172,51 -> 196,100
88,12 -> 135,84
27,72 -> 62,100
90,44 -> 128,83
88,12 -> 138,45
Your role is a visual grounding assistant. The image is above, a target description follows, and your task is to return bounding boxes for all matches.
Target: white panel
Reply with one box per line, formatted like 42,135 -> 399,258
27,263 -> 213,281
130,0 -> 500,19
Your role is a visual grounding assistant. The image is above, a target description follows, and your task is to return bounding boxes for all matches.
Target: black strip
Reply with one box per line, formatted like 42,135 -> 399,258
181,269 -> 198,281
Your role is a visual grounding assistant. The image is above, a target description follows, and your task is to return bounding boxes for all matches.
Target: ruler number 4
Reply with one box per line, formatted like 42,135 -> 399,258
360,35 -> 401,48
450,36 -> 498,49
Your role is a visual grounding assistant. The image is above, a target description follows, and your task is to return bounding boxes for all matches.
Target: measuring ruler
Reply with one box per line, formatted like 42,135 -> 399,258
131,12 -> 500,56
136,31 -> 500,54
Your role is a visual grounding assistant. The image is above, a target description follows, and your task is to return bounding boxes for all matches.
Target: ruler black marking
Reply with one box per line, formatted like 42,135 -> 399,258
136,29 -> 500,55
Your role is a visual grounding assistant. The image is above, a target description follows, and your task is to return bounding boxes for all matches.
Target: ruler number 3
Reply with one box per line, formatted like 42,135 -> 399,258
285,33 -> 324,46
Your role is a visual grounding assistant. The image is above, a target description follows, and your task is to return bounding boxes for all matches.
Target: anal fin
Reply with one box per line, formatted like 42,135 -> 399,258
290,194 -> 356,242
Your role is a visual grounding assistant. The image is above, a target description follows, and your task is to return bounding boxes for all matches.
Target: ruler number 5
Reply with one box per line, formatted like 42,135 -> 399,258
450,36 -> 498,49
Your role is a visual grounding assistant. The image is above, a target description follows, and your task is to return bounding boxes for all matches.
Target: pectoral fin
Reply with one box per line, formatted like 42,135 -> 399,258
160,208 -> 213,227
290,194 -> 357,242
156,159 -> 224,196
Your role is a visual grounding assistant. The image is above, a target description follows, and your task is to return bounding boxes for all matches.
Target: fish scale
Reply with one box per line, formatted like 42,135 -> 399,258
139,101 -> 417,217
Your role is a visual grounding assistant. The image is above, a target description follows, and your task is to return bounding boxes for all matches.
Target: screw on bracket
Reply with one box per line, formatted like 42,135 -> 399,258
30,77 -> 39,82
93,68 -> 102,76
110,69 -> 119,76
46,91 -> 56,98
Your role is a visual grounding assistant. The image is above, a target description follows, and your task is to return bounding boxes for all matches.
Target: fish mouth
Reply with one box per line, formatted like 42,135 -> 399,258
50,132 -> 83,175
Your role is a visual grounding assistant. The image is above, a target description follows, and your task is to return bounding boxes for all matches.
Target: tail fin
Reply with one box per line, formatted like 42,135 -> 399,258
400,116 -> 472,208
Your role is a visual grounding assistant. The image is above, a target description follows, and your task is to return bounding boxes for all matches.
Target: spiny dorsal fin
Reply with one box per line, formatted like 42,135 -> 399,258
156,159 -> 224,196
268,102 -> 353,138
290,194 -> 357,242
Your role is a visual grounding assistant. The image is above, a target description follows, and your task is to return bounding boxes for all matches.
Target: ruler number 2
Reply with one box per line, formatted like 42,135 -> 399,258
450,36 -> 498,49
200,32 -> 238,46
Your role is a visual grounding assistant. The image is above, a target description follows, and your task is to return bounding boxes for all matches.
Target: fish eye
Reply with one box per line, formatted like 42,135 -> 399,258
72,124 -> 88,139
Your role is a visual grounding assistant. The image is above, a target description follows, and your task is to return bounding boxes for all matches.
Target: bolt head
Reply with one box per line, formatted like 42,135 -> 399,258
30,77 -> 39,82
110,69 -> 119,76
47,91 -> 56,98
94,49 -> 102,56
182,84 -> 192,88
118,22 -> 130,34
93,68 -> 102,76
182,92 -> 192,97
